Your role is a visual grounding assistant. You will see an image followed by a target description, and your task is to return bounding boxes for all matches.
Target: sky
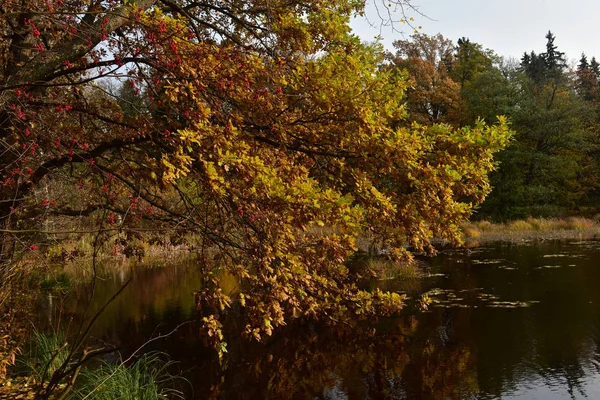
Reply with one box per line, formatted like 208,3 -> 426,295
351,0 -> 600,65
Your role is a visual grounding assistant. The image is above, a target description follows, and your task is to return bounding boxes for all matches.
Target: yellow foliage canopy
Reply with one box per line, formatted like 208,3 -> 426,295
0,0 -> 511,350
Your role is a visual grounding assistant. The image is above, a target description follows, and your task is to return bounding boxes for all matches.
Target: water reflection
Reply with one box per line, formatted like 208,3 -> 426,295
38,241 -> 600,399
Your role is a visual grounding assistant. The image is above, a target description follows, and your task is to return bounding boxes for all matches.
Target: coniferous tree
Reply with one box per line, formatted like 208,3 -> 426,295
576,53 -> 599,102
520,32 -> 565,83
520,51 -> 546,82
579,53 -> 589,70
543,31 -> 566,71
116,80 -> 148,121
591,57 -> 600,79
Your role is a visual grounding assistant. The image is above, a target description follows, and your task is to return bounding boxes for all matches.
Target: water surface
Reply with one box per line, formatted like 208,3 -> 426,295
40,240 -> 600,399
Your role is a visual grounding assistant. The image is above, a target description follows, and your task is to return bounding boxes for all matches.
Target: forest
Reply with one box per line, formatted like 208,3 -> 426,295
393,31 -> 600,221
1,0 -> 600,398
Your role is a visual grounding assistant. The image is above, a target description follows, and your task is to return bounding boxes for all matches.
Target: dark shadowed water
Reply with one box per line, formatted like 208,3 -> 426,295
39,240 -> 600,399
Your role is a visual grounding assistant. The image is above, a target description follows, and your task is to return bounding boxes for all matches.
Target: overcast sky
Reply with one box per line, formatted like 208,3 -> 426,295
351,0 -> 600,65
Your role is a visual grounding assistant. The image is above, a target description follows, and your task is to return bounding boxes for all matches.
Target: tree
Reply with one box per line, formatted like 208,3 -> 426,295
389,33 -> 466,126
543,30 -> 566,71
462,58 -> 521,124
591,57 -> 600,78
520,31 -> 566,84
471,52 -> 598,219
0,0 -> 510,360
451,37 -> 494,88
520,51 -> 547,83
576,53 -> 600,102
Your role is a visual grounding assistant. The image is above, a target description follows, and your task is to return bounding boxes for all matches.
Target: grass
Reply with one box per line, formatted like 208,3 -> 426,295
40,272 -> 72,292
17,331 -> 183,400
461,217 -> 600,243
366,258 -> 423,280
22,330 -> 70,384
69,353 -> 183,400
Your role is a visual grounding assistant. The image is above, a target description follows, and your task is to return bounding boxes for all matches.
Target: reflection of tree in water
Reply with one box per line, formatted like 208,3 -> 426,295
38,262 -> 481,399
37,242 -> 600,399
423,243 -> 600,399
210,313 -> 479,400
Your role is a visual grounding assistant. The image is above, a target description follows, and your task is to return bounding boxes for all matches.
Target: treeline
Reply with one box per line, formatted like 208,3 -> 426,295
389,31 -> 600,220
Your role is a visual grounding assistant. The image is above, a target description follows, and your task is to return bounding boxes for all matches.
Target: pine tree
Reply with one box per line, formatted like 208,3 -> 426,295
591,57 -> 600,79
576,56 -> 599,102
579,53 -> 589,70
543,31 -> 566,71
520,51 -> 546,82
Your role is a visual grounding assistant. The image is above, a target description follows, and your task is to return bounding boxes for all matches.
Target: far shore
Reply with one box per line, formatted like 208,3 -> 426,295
458,217 -> 600,245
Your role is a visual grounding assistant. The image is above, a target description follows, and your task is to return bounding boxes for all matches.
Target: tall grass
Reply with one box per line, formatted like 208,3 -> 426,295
21,331 -> 183,399
23,330 -> 70,384
68,353 -> 184,400
461,217 -> 600,242
366,258 -> 423,280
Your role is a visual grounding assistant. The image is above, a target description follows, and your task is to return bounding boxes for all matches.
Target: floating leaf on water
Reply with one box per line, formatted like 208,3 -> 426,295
486,300 -> 539,308
542,253 -> 586,258
534,265 -> 562,270
471,259 -> 505,265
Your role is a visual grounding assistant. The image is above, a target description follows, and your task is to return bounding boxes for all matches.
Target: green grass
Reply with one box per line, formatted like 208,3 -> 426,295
68,353 -> 183,400
22,330 -> 70,384
40,272 -> 72,291
20,331 -> 183,399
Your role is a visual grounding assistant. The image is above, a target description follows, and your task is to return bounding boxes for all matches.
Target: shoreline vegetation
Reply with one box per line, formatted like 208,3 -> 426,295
2,216 -> 600,398
459,217 -> 600,245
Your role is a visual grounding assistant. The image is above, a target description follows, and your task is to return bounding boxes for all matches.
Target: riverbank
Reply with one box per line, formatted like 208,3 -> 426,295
460,217 -> 600,245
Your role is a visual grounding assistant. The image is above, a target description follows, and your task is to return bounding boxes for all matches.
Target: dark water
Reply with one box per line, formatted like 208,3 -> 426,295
40,241 -> 600,399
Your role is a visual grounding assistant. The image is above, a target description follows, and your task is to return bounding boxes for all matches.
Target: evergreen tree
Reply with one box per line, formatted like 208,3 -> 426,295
543,31 -> 566,71
576,53 -> 599,102
579,53 -> 589,70
520,32 -> 565,83
591,57 -> 600,79
520,51 -> 546,82
116,80 -> 147,120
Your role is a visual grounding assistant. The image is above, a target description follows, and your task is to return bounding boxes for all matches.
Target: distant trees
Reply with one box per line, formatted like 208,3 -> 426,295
395,31 -> 600,220
483,31 -> 599,218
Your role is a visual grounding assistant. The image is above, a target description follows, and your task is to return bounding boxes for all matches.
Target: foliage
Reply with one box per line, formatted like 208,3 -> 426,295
0,1 -> 510,351
451,37 -> 494,88
460,33 -> 600,219
389,33 -> 466,126
392,31 -> 600,221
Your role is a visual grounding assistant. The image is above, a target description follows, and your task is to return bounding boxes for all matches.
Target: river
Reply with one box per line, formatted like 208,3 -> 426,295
38,240 -> 600,399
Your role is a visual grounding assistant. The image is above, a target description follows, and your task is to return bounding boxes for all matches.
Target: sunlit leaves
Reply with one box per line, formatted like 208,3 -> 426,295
0,0 -> 509,353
